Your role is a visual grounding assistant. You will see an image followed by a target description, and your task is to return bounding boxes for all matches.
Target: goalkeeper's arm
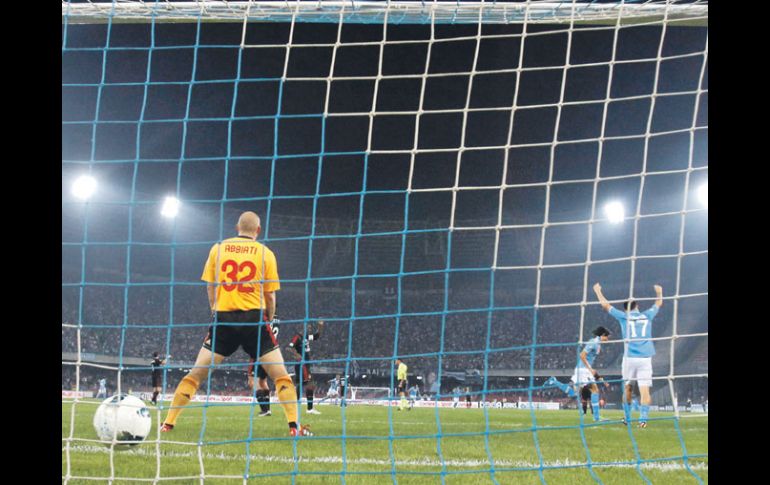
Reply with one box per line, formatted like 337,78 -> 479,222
264,291 -> 276,321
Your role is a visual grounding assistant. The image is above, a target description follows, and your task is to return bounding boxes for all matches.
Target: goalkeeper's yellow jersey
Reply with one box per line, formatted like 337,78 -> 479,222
397,363 -> 408,380
201,236 -> 280,312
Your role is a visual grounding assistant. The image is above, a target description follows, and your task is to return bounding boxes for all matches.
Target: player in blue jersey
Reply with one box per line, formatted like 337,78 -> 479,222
593,283 -> 663,428
97,378 -> 108,399
408,384 -> 419,410
545,326 -> 611,421
325,375 -> 341,405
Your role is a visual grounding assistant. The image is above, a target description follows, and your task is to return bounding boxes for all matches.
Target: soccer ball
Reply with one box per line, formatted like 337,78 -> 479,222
93,394 -> 152,448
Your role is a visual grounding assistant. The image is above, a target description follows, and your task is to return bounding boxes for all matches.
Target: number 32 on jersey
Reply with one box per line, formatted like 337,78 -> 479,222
220,259 -> 256,293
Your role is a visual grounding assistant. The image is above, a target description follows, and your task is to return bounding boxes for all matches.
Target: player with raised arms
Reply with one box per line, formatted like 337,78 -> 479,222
593,283 -> 663,428
287,321 -> 324,415
545,326 -> 611,422
160,212 -> 311,437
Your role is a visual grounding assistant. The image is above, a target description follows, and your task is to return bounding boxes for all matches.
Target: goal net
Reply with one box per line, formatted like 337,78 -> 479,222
348,386 -> 392,404
62,1 -> 708,483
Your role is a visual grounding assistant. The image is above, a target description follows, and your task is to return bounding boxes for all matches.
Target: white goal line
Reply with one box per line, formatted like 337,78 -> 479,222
64,443 -> 708,473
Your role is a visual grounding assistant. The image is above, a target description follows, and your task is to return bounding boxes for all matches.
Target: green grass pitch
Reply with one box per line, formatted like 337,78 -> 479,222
63,400 -> 707,484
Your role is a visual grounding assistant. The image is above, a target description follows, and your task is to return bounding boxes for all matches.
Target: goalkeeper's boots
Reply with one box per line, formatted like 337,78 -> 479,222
290,425 -> 313,437
258,410 -> 272,417
307,408 -> 321,415
160,423 -> 174,433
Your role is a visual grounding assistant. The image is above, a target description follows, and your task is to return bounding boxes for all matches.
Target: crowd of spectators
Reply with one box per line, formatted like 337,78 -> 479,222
63,284 -> 705,403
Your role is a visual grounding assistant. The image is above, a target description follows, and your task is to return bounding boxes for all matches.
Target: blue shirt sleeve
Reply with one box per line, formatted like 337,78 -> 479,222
584,340 -> 598,353
609,306 -> 625,321
643,305 -> 660,320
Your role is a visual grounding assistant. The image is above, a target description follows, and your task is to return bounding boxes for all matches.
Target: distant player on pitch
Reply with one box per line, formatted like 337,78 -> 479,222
150,352 -> 165,405
593,283 -> 663,428
287,320 -> 324,415
546,326 -> 611,422
408,384 -> 419,410
97,378 -> 107,399
248,319 -> 281,417
396,359 -> 408,411
325,375 -> 341,405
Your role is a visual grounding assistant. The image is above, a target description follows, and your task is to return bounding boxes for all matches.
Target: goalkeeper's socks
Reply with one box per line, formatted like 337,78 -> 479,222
622,401 -> 632,424
400,397 -> 407,410
640,404 -> 649,423
591,393 -> 601,421
256,389 -> 271,413
274,375 -> 299,426
163,375 -> 200,427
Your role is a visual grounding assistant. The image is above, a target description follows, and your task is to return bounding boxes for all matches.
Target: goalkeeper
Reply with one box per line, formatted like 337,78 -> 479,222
545,326 -> 611,422
161,212 -> 311,437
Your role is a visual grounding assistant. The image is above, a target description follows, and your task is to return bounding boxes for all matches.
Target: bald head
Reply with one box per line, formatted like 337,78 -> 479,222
236,211 -> 261,238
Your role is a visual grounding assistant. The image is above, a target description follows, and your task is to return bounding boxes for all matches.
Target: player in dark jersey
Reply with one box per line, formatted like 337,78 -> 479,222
287,321 -> 324,415
248,319 -> 281,417
151,353 -> 165,405
581,376 -> 609,417
338,374 -> 348,407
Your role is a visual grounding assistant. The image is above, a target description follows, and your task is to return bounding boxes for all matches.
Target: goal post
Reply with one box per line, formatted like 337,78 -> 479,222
63,1 -> 708,483
348,386 -> 392,403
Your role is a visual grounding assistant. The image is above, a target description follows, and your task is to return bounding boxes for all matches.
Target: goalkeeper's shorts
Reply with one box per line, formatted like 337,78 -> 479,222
203,310 -> 279,359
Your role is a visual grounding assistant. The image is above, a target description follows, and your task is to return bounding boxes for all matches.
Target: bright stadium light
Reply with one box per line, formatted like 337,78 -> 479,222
161,196 -> 180,218
697,182 -> 707,208
71,175 -> 97,200
603,201 -> 625,223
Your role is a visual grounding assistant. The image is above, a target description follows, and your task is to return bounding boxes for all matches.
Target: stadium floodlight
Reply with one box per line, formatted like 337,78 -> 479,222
71,175 -> 97,200
603,201 -> 625,224
697,182 -> 708,208
161,196 -> 180,218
